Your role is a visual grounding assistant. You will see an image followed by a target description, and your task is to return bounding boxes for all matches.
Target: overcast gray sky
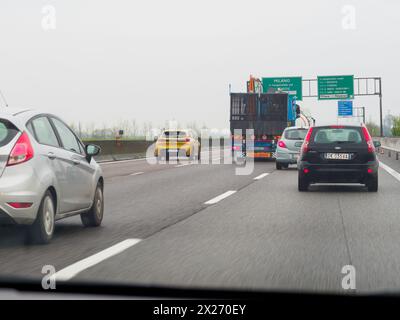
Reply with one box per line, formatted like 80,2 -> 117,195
0,0 -> 399,129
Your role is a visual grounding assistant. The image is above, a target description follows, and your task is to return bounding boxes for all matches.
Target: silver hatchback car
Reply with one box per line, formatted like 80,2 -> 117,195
0,108 -> 104,244
276,126 -> 309,170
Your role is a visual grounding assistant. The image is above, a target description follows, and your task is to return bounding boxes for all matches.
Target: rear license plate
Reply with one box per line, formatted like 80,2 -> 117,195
295,142 -> 303,147
324,153 -> 351,160
254,152 -> 271,158
168,149 -> 178,153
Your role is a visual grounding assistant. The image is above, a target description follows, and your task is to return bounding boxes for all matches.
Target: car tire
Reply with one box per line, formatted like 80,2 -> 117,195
81,182 -> 104,227
28,190 -> 55,244
298,174 -> 309,192
367,175 -> 378,192
189,150 -> 195,161
197,148 -> 201,161
276,162 -> 283,170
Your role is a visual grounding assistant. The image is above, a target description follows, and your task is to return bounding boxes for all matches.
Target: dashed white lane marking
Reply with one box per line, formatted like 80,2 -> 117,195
254,173 -> 270,180
175,163 -> 194,168
130,171 -> 144,176
204,190 -> 237,205
54,239 -> 142,281
379,161 -> 400,182
174,157 -> 221,167
100,158 -> 153,165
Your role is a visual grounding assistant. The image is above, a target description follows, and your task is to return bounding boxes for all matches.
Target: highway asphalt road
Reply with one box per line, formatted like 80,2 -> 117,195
1,148 -> 400,293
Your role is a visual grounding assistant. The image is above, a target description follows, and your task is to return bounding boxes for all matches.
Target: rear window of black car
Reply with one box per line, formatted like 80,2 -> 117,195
312,127 -> 364,144
0,119 -> 19,147
284,129 -> 308,140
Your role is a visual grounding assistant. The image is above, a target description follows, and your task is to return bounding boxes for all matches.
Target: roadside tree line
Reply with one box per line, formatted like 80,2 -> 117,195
366,113 -> 400,137
69,120 -> 210,140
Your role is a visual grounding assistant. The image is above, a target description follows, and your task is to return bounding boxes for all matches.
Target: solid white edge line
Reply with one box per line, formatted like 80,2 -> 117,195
379,161 -> 400,182
204,190 -> 237,205
53,239 -> 142,281
130,171 -> 144,176
254,173 -> 270,180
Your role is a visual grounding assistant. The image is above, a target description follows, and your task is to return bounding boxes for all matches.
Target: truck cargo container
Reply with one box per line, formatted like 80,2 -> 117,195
230,92 -> 296,159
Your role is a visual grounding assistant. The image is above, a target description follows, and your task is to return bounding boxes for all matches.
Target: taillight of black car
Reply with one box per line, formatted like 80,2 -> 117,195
300,127 -> 313,157
361,125 -> 375,153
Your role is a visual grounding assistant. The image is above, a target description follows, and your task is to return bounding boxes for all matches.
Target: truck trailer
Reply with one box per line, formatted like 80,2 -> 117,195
230,91 -> 296,159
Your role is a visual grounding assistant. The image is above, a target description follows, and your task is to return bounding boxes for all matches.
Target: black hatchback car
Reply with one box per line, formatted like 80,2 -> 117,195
298,125 -> 381,192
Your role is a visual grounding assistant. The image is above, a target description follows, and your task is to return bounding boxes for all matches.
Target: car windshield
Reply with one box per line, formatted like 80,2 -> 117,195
2,0 -> 400,305
312,127 -> 363,144
284,129 -> 308,140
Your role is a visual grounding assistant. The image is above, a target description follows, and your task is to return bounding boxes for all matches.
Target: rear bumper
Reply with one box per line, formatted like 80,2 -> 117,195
276,152 -> 299,164
276,148 -> 300,164
298,161 -> 379,183
277,158 -> 298,164
155,145 -> 191,156
0,165 -> 43,225
0,203 -> 39,225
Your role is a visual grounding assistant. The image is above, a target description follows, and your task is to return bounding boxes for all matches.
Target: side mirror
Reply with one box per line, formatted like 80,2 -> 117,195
373,141 -> 381,148
85,144 -> 101,162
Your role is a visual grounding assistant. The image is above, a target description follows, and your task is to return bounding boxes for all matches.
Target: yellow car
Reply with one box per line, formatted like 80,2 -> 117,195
155,129 -> 201,161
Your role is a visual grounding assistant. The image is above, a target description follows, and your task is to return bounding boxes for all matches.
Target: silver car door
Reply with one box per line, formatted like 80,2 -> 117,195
70,141 -> 95,208
28,116 -> 68,212
50,117 -> 92,211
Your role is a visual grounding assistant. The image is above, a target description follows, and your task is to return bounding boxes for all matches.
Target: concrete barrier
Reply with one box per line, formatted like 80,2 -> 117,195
83,138 -> 227,162
82,140 -> 153,162
87,137 -> 400,163
375,137 -> 400,151
374,137 -> 400,160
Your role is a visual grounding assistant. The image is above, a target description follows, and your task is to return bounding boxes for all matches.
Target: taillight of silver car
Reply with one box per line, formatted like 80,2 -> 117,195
278,140 -> 287,148
7,131 -> 34,166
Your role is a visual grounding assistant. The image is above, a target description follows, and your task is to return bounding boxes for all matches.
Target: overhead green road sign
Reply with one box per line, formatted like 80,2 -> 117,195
318,75 -> 354,100
262,77 -> 302,100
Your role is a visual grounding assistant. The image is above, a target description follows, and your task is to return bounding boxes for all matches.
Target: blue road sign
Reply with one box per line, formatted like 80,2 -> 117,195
338,100 -> 353,117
